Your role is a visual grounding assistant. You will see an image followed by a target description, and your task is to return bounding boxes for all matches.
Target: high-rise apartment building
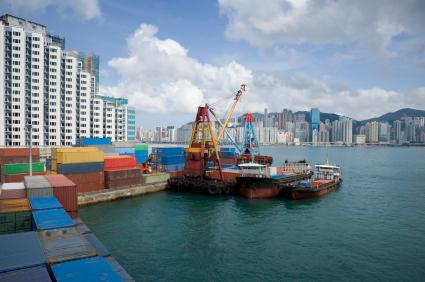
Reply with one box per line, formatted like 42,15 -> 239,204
0,14 -> 134,146
365,121 -> 379,143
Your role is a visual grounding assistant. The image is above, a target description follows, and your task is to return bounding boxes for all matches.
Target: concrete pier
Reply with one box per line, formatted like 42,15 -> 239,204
78,182 -> 168,206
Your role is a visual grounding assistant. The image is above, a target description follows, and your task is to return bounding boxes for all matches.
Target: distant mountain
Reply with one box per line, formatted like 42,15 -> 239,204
235,108 -> 425,126
360,108 -> 425,124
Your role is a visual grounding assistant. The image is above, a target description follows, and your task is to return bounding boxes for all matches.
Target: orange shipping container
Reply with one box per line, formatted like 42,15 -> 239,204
0,148 -> 39,157
1,171 -> 46,183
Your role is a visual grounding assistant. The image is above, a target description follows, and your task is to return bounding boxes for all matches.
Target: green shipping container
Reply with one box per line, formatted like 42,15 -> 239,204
2,162 -> 45,175
142,173 -> 170,184
135,144 -> 148,151
0,211 -> 32,234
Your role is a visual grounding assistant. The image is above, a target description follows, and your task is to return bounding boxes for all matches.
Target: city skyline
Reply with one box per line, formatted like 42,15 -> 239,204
0,1 -> 424,129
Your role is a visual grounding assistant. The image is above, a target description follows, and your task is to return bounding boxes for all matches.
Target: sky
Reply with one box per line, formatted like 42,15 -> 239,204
2,0 -> 425,129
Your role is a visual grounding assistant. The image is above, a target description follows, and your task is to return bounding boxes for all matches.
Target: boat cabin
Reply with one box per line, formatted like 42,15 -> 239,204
238,163 -> 269,178
314,164 -> 341,181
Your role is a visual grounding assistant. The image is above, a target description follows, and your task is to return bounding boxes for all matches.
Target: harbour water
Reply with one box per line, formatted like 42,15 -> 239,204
80,146 -> 425,281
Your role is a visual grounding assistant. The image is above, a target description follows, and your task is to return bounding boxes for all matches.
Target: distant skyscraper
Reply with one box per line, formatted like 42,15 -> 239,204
263,108 -> 268,127
365,122 -> 379,143
379,122 -> 390,143
393,120 -> 402,144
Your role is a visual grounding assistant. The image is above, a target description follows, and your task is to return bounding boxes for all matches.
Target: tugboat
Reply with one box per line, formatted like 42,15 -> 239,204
236,162 -> 312,199
285,162 -> 342,200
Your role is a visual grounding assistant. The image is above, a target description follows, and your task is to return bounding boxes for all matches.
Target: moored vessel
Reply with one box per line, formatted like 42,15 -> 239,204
236,162 -> 312,199
285,163 -> 342,200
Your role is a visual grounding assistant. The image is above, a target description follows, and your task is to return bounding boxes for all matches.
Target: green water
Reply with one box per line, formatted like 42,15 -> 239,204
80,147 -> 425,281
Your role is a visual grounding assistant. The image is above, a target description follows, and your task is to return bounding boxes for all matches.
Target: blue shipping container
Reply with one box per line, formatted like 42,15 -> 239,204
162,163 -> 185,172
0,265 -> 51,282
57,162 -> 104,174
154,147 -> 185,156
0,232 -> 46,273
29,197 -> 63,211
52,256 -> 123,282
32,208 -> 74,230
77,137 -> 111,146
158,155 -> 186,165
221,147 -> 236,152
135,151 -> 148,164
219,151 -> 236,158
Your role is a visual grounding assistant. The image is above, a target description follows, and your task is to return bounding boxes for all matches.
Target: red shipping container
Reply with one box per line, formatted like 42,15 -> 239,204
0,156 -> 40,165
0,148 -> 39,157
45,174 -> 78,213
64,171 -> 104,193
1,171 -> 46,183
104,156 -> 137,171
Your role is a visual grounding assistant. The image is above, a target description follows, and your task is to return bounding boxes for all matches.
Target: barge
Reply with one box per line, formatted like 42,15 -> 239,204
285,163 -> 342,200
236,163 -> 313,199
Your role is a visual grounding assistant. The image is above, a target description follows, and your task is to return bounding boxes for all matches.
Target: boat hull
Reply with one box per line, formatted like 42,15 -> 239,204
286,180 -> 342,200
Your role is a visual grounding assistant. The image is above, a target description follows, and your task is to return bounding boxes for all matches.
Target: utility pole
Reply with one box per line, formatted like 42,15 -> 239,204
29,124 -> 32,176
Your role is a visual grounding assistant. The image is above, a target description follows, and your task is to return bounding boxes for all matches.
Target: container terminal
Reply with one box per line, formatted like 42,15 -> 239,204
0,85 -> 342,281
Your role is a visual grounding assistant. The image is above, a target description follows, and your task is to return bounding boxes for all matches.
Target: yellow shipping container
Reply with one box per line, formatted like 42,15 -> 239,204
0,198 -> 31,213
52,147 -> 104,164
51,159 -> 57,172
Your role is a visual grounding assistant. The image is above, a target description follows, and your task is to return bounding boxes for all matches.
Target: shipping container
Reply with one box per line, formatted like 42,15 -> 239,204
135,151 -> 149,164
64,172 -> 104,194
84,233 -> 110,257
38,227 -> 97,264
0,156 -> 40,165
220,147 -> 236,152
157,155 -> 185,165
161,163 -> 185,172
153,147 -> 185,156
2,171 -> 46,183
105,256 -> 135,282
134,144 -> 148,151
57,162 -> 104,174
0,265 -> 51,282
0,198 -> 32,234
45,175 -> 78,213
29,197 -> 63,211
32,208 -> 74,230
24,176 -> 53,198
76,137 -> 112,146
104,169 -> 142,189
0,232 -> 46,273
0,148 -> 39,157
51,256 -> 122,282
0,182 -> 26,200
52,147 -> 104,166
219,151 -> 236,159
104,156 -> 137,171
1,162 -> 45,175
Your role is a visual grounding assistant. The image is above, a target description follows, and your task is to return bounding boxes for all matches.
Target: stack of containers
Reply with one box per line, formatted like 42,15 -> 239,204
154,147 -> 185,172
0,182 -> 26,199
0,198 -> 32,234
135,144 -> 149,164
51,147 -> 104,193
45,175 -> 78,219
219,147 -> 237,165
0,148 -> 44,183
0,231 -> 50,280
1,162 -> 46,183
104,156 -> 142,189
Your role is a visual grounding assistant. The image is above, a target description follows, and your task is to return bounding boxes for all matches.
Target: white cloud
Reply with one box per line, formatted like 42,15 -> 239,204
218,0 -> 425,56
2,0 -> 101,20
103,23 -> 424,121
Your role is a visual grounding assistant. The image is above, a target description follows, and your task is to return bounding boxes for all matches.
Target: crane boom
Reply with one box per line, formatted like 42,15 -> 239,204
214,84 -> 246,143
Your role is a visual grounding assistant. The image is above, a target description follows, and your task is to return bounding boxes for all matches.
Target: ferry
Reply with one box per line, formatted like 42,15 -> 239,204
236,162 -> 312,199
285,162 -> 342,200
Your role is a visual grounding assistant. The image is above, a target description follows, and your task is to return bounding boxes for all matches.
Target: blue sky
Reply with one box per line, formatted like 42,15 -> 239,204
2,0 -> 425,129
